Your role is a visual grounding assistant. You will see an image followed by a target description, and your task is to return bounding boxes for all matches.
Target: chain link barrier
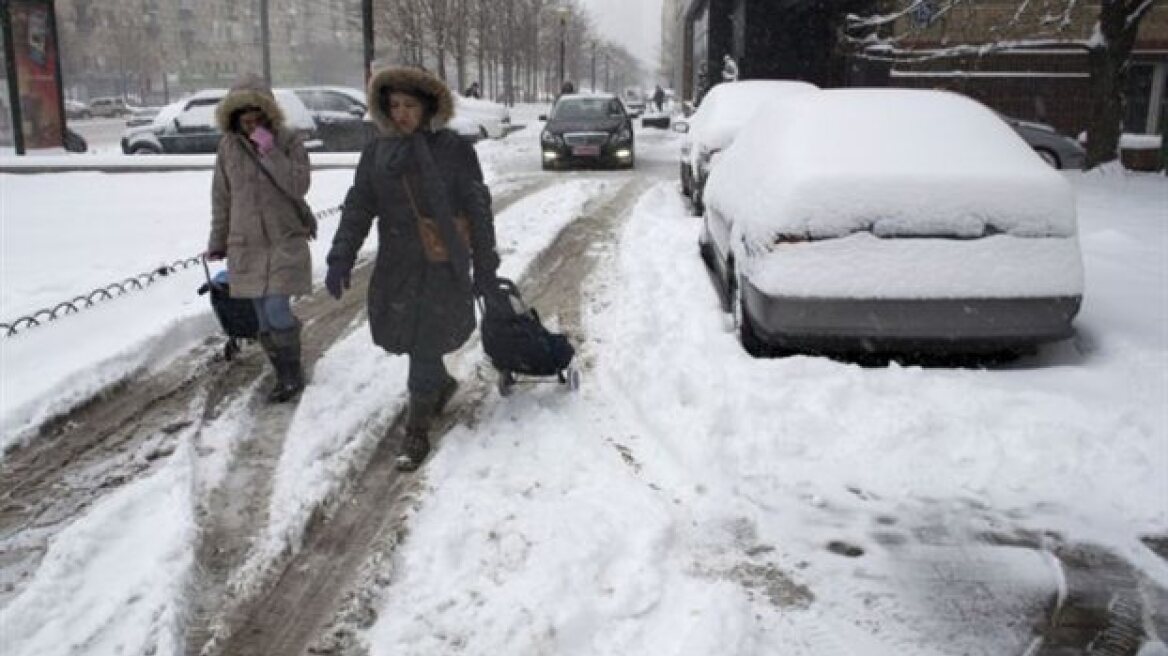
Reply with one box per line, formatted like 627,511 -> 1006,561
2,204 -> 343,338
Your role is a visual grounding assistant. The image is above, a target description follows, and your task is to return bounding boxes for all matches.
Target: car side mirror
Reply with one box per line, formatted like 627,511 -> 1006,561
672,121 -> 689,134
538,114 -> 547,121
348,106 -> 364,117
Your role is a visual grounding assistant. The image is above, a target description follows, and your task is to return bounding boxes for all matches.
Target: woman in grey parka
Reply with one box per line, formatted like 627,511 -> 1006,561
325,66 -> 501,471
207,75 -> 313,403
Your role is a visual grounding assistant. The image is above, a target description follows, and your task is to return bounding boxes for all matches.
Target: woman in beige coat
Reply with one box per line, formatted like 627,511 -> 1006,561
207,75 -> 313,403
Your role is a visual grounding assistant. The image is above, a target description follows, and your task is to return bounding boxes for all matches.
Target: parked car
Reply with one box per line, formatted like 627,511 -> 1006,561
293,86 -> 377,151
1000,115 -> 1087,169
64,100 -> 91,120
88,97 -> 132,118
672,80 -> 818,215
125,106 -> 162,128
539,93 -> 635,170
700,89 -> 1083,357
622,87 -> 646,118
121,88 -> 317,154
292,86 -> 509,151
453,94 -> 512,138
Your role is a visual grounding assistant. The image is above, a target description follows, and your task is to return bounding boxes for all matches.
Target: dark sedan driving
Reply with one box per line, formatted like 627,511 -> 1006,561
540,94 -> 635,170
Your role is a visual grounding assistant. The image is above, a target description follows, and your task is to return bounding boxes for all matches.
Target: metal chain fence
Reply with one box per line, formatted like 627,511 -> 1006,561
1,204 -> 343,338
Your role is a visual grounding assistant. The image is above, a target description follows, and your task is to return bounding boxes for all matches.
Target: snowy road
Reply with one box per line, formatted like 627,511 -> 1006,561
1,114 -> 1165,656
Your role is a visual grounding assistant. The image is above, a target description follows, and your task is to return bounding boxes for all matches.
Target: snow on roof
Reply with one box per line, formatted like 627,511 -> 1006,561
704,88 -> 1077,245
690,80 -> 818,152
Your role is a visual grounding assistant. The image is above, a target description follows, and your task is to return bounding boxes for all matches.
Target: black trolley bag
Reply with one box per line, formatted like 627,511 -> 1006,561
479,278 -> 580,396
197,256 -> 259,360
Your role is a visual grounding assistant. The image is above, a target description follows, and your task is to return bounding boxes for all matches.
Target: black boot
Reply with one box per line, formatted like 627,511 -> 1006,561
396,391 -> 438,471
434,375 -> 458,416
259,325 -> 304,403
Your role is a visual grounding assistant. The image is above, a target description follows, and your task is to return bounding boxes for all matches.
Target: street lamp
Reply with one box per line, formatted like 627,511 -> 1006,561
556,6 -> 570,90
591,41 -> 597,92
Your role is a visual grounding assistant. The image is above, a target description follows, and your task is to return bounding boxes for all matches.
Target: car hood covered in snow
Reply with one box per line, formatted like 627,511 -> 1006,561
705,89 -> 1078,247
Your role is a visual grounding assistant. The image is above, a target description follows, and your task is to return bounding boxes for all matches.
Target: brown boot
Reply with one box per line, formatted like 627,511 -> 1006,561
396,392 -> 437,471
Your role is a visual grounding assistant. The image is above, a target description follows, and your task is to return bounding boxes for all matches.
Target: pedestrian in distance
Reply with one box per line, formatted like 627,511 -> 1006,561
722,53 -> 739,83
464,81 -> 481,99
652,85 -> 665,113
324,66 -> 504,472
206,74 -> 314,404
560,80 -> 576,95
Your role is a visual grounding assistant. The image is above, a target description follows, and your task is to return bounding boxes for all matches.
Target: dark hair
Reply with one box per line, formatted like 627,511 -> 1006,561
228,105 -> 266,133
379,86 -> 438,123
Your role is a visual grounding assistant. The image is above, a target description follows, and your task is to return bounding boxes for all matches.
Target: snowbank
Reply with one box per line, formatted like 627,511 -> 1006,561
705,89 -> 1078,247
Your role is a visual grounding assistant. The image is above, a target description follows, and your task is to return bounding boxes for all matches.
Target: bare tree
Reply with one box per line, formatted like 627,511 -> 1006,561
845,0 -> 1158,167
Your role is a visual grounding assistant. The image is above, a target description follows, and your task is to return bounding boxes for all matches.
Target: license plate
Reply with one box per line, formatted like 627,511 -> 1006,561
572,145 -> 600,157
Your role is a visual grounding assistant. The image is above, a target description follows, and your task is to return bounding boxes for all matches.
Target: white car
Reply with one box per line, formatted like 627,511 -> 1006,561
293,86 -> 510,147
121,88 -> 317,154
673,80 -> 818,214
451,94 -> 511,139
700,89 -> 1083,357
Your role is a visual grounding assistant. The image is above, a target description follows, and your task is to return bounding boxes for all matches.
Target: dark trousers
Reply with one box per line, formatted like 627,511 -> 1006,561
408,352 -> 450,396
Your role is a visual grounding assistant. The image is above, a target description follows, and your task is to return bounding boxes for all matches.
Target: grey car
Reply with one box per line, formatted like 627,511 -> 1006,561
1002,115 -> 1086,169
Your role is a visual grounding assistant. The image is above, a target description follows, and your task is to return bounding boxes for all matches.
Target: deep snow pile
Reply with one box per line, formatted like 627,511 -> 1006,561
363,174 -> 1166,655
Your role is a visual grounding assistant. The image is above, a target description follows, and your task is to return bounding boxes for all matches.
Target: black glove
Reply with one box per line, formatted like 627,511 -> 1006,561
325,266 -> 351,300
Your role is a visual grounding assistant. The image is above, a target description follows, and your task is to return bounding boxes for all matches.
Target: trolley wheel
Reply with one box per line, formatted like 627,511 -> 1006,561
497,370 -> 515,397
565,365 -> 581,392
224,338 -> 241,361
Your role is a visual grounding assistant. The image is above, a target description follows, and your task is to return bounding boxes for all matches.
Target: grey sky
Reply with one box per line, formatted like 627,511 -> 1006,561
578,0 -> 663,70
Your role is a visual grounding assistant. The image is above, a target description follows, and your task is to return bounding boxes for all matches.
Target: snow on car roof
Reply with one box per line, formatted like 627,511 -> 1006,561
705,88 -> 1077,246
690,80 -> 818,152
148,88 -> 315,132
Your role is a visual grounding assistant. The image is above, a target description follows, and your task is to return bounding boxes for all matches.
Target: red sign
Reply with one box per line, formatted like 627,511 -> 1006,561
8,0 -> 63,150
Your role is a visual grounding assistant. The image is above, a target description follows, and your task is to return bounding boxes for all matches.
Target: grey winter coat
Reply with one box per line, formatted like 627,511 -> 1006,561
208,76 -> 313,298
327,67 -> 500,356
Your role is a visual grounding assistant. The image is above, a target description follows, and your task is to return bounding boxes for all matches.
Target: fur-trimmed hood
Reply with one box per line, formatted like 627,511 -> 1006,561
367,66 -> 455,136
215,74 -> 285,133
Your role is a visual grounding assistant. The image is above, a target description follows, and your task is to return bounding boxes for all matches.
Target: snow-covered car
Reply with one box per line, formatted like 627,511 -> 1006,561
121,89 -> 317,155
700,89 -> 1084,357
124,106 -> 162,128
1000,115 -> 1087,169
621,88 -> 646,118
64,100 -> 91,120
672,80 -> 818,214
293,86 -> 377,152
292,86 -> 504,150
88,97 -> 132,118
452,94 -> 511,139
539,93 -> 635,170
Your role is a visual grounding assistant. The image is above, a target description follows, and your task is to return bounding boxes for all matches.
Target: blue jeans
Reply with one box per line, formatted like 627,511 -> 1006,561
252,295 -> 297,332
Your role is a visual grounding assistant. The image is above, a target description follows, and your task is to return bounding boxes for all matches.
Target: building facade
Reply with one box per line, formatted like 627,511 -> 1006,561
54,0 -> 362,104
668,0 -> 873,102
875,1 -> 1167,139
664,0 -> 1165,144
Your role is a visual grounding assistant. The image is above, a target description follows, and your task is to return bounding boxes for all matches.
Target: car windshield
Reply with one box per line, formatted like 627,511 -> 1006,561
553,98 -> 622,120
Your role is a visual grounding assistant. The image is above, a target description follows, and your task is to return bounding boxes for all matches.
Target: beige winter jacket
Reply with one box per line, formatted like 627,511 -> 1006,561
208,76 -> 312,298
